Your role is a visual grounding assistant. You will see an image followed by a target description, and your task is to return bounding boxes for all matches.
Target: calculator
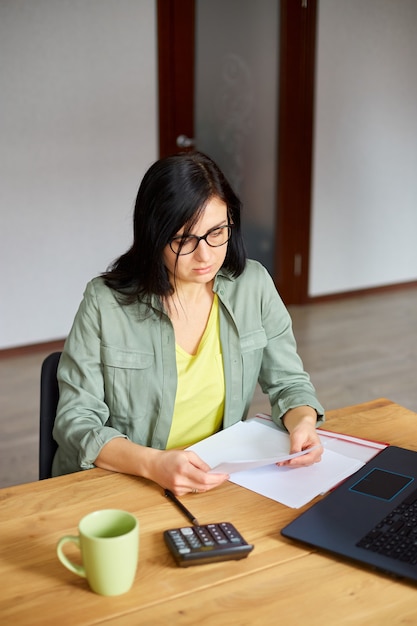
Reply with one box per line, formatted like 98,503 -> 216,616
163,522 -> 254,567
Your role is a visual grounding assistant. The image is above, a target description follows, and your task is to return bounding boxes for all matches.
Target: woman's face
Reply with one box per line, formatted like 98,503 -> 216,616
163,196 -> 229,290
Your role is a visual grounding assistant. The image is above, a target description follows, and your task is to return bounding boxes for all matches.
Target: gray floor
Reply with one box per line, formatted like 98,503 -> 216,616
1,287 -> 416,489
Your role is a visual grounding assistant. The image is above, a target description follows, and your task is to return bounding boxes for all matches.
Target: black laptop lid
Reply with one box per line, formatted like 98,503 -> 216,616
281,446 -> 417,583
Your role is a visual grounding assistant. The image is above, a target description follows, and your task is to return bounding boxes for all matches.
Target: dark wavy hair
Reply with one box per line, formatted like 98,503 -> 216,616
103,151 -> 246,302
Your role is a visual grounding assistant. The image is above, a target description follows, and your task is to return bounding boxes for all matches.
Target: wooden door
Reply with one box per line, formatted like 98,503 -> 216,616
157,0 -> 317,305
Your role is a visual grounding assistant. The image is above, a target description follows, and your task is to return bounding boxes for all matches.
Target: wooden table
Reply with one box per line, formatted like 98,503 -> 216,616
1,399 -> 417,625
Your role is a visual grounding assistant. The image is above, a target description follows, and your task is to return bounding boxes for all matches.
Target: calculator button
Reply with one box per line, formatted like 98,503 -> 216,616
188,537 -> 202,549
207,525 -> 228,544
220,523 -> 242,543
168,530 -> 183,543
195,527 -> 215,546
179,528 -> 201,549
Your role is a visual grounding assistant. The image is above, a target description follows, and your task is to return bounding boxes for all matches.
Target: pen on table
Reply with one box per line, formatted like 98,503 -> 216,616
164,488 -> 199,526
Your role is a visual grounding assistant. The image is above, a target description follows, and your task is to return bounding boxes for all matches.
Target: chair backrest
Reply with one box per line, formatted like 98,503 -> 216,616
39,351 -> 61,479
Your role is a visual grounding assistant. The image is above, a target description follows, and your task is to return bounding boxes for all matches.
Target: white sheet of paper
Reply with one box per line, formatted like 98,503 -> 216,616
210,446 -> 321,474
229,448 -> 364,508
187,417 -> 374,508
187,419 -> 296,473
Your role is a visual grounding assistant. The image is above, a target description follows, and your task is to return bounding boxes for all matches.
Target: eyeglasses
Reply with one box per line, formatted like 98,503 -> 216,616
169,224 -> 233,256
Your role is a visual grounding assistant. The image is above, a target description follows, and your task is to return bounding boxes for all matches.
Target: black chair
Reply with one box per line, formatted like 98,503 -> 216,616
39,351 -> 61,479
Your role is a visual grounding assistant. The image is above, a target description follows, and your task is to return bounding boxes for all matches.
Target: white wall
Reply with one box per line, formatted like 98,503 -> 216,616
3,1 -> 416,348
310,0 -> 417,296
0,0 -> 157,349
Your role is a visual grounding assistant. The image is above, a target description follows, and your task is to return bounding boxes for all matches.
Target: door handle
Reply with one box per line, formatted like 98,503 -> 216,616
176,134 -> 195,148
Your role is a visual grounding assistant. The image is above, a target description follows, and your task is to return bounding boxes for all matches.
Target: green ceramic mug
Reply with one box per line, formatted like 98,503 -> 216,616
57,509 -> 139,596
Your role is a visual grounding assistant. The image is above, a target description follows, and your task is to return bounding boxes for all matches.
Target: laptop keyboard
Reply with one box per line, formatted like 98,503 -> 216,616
356,487 -> 417,564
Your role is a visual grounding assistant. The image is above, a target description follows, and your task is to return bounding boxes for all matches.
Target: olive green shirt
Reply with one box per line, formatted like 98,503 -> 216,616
52,260 -> 324,476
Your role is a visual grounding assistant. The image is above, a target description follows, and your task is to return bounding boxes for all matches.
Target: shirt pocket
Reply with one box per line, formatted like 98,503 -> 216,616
240,328 -> 267,394
101,345 -> 154,420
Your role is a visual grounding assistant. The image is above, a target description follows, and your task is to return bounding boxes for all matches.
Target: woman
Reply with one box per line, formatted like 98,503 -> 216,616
52,151 -> 324,495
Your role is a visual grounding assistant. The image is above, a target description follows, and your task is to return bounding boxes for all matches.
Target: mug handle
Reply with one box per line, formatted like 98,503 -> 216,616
57,535 -> 86,578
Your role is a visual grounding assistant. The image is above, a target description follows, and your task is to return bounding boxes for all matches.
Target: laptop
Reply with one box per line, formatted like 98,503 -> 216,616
281,445 -> 417,583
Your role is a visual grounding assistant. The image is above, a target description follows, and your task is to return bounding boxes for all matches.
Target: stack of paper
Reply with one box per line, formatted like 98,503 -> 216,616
187,416 -> 386,508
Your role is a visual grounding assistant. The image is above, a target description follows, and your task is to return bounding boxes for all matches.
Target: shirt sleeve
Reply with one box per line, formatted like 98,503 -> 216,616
255,266 -> 325,429
52,280 -> 127,474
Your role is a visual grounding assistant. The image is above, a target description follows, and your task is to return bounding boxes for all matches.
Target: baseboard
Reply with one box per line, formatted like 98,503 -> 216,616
0,339 -> 66,359
307,279 -> 417,304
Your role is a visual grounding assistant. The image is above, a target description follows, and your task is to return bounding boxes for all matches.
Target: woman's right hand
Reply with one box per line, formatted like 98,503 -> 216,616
95,438 -> 228,496
147,448 -> 229,496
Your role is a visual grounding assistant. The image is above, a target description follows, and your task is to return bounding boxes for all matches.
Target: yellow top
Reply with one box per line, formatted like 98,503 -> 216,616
166,295 -> 225,449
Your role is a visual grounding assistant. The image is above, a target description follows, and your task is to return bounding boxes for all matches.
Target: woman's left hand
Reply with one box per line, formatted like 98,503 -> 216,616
276,406 -> 323,467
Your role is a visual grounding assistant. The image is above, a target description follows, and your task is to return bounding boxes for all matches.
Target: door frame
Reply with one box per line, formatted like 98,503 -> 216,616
157,0 -> 317,304
157,0 -> 195,158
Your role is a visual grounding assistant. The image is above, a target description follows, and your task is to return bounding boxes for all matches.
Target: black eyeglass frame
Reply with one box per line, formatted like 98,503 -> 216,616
169,224 -> 233,256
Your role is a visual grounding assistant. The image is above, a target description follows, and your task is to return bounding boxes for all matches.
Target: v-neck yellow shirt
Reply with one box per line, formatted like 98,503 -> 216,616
166,295 -> 225,449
